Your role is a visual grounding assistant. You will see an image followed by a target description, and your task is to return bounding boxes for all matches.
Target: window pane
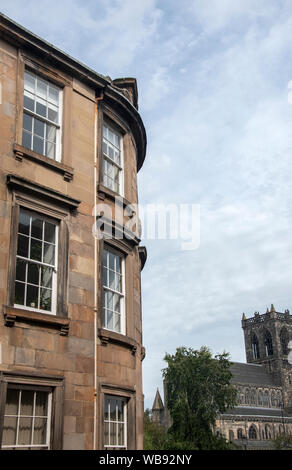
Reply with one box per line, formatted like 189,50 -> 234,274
43,243 -> 55,265
109,252 -> 115,271
27,262 -> 40,285
34,118 -> 45,138
23,93 -> 34,112
41,266 -> 53,289
117,399 -> 124,421
2,416 -> 17,446
17,234 -> 29,258
44,222 -> 55,243
104,398 -> 109,421
45,141 -> 56,159
110,422 -> 117,446
15,282 -> 25,305
118,423 -> 124,446
18,417 -> 32,445
48,105 -> 58,123
105,291 -> 113,309
108,130 -> 114,144
30,238 -> 42,261
24,72 -> 35,92
36,97 -> 47,118
21,390 -> 34,415
26,284 -> 39,308
35,392 -> 48,416
33,135 -> 44,155
109,270 -> 115,290
36,78 -> 47,99
103,266 -> 107,285
18,211 -> 30,235
113,294 -> 121,313
109,146 -> 114,160
23,113 -> 33,132
31,216 -> 43,240
16,259 -> 26,282
22,129 -> 32,150
33,418 -> 47,445
114,149 -> 120,165
110,399 -> 116,421
114,313 -> 120,333
5,389 -> 19,415
48,86 -> 59,104
115,273 -> 121,292
40,288 -> 52,311
46,124 -> 56,142
106,310 -> 113,330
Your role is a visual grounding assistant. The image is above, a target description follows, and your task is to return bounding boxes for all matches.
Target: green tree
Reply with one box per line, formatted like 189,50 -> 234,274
144,409 -> 171,450
273,434 -> 292,450
162,346 -> 237,450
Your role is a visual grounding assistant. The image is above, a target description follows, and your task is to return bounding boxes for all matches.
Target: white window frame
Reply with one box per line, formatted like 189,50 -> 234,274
14,208 -> 58,316
102,246 -> 125,335
22,69 -> 63,162
104,395 -> 127,450
1,387 -> 52,450
102,122 -> 124,196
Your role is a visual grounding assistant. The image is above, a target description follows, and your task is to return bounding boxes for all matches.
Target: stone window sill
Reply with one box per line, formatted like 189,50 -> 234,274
3,305 -> 70,336
98,327 -> 138,355
97,183 -> 135,214
13,144 -> 74,182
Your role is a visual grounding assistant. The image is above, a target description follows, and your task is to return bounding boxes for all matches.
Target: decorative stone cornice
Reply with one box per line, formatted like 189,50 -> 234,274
6,174 -> 80,212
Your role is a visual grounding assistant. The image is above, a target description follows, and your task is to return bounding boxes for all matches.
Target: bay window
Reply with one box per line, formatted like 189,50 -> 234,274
102,123 -> 123,195
104,395 -> 127,449
102,247 -> 125,334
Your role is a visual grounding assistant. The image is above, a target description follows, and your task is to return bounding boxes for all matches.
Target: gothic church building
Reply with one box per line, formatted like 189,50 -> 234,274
153,305 -> 292,449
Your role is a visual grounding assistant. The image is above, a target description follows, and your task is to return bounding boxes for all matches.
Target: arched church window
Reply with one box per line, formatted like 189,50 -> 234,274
249,425 -> 257,439
237,388 -> 244,405
258,390 -> 263,406
280,328 -> 289,355
251,334 -> 260,359
237,428 -> 243,439
264,330 -> 273,356
263,390 -> 270,407
229,430 -> 234,441
265,424 -> 272,439
245,388 -> 250,405
271,390 -> 277,407
250,388 -> 257,405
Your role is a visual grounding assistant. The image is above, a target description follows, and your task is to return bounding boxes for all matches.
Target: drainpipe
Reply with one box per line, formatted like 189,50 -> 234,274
93,90 -> 104,450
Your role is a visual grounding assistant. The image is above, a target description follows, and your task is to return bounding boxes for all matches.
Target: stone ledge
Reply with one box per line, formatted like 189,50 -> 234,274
3,305 -> 70,336
6,173 -> 80,212
97,183 -> 135,214
98,327 -> 138,355
13,143 -> 74,182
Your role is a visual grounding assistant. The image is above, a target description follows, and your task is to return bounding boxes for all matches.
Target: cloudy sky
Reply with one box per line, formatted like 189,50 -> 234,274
2,0 -> 292,409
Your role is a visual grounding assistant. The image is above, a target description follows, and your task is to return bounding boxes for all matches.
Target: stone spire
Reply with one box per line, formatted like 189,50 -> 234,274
152,388 -> 164,411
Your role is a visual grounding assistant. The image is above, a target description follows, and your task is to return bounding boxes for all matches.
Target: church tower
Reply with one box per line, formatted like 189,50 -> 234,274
242,305 -> 292,411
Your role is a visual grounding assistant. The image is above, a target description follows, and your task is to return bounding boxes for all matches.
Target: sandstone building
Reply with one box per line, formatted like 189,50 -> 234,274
0,13 -> 147,450
153,305 -> 292,449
